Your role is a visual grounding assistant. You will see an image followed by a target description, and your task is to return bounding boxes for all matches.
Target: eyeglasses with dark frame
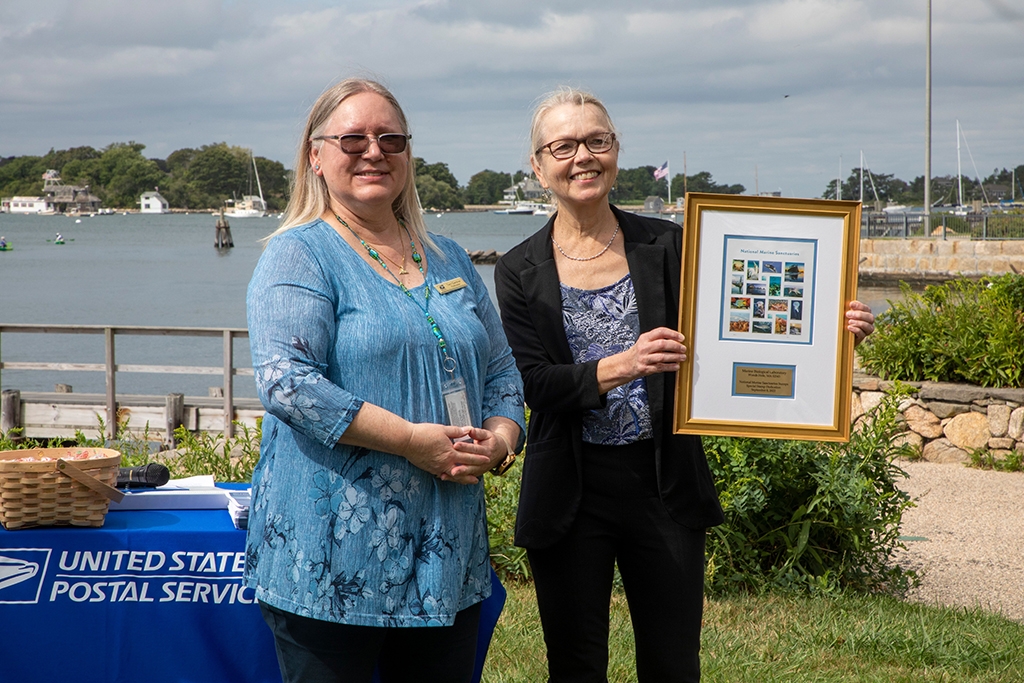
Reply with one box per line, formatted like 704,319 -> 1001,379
536,132 -> 616,160
312,133 -> 411,155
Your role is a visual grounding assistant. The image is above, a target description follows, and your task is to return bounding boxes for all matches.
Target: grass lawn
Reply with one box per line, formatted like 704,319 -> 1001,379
483,583 -> 1024,682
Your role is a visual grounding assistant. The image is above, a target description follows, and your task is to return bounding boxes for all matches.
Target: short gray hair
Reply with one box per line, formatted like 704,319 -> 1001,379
529,87 -> 617,162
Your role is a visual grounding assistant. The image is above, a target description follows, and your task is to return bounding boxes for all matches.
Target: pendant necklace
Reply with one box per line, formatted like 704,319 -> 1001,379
368,241 -> 408,274
551,221 -> 620,262
335,213 -> 456,374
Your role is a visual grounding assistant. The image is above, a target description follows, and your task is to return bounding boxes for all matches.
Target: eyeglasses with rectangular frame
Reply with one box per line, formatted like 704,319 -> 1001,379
312,133 -> 411,155
536,132 -> 616,160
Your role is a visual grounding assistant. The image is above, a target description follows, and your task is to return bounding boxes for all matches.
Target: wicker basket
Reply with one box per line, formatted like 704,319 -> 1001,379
0,448 -> 123,530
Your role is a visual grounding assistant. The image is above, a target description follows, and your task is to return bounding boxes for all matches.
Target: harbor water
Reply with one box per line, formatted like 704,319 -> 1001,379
0,211 -> 906,401
0,211 -> 549,399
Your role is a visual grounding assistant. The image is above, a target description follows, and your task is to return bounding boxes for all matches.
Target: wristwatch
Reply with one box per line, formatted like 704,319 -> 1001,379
490,434 -> 518,476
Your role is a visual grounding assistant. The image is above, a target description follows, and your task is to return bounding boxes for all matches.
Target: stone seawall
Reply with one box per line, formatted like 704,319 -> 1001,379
859,239 -> 1024,283
853,374 -> 1024,463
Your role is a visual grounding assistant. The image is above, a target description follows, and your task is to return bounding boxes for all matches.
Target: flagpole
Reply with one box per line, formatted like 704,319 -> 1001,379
667,161 -> 671,206
683,152 -> 688,199
924,0 -> 932,233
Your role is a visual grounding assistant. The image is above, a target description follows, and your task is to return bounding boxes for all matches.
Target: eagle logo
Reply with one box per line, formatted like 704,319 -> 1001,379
0,555 -> 39,591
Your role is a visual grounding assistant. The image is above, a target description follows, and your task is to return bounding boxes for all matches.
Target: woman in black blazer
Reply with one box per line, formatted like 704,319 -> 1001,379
495,88 -> 875,683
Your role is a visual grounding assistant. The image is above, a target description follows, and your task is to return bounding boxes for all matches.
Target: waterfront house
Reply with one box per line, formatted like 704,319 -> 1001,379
46,185 -> 102,213
139,190 -> 170,214
643,196 -> 665,213
2,196 -> 56,213
38,170 -> 102,214
502,176 -> 548,204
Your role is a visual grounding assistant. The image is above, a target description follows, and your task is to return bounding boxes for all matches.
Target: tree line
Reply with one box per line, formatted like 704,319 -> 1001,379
822,164 -> 1024,206
0,142 -> 290,211
420,164 -> 746,209
0,143 -> 754,212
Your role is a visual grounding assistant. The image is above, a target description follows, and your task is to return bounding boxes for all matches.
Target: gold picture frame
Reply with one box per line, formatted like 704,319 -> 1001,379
673,192 -> 861,442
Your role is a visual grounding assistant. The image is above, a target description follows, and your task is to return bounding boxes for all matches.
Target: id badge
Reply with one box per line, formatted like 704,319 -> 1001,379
442,376 -> 474,428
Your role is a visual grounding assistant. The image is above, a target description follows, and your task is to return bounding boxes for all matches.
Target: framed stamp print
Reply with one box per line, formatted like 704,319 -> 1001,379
673,192 -> 861,441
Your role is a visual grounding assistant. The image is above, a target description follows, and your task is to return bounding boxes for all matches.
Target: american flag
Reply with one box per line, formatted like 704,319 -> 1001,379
653,161 -> 669,181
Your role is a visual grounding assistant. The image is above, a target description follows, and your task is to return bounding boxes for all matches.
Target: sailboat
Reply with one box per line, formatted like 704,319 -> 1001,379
225,152 -> 267,218
951,120 -> 968,216
951,120 -> 989,216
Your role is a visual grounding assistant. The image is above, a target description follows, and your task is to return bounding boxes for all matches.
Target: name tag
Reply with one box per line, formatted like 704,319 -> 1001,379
434,277 -> 467,295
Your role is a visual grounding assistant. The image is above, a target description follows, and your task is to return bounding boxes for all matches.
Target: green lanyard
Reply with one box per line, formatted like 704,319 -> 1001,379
336,214 -> 457,375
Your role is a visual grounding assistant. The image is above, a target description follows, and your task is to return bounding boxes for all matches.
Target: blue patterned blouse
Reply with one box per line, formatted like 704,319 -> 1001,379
560,274 -> 653,445
245,219 -> 525,627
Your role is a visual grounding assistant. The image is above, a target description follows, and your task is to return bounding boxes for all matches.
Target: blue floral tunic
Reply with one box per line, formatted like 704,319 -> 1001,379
560,274 -> 653,445
245,219 -> 525,627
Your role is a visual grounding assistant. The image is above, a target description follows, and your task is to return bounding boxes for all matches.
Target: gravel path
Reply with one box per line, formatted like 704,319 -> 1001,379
893,459 -> 1024,622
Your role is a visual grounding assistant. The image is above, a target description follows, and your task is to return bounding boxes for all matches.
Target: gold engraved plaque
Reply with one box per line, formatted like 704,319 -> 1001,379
733,364 -> 795,398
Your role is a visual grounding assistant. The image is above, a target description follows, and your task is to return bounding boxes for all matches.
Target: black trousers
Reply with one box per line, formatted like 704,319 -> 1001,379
527,440 -> 707,683
259,601 -> 481,683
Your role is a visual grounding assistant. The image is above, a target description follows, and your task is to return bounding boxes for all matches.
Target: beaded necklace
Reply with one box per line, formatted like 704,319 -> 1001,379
336,213 -> 455,372
551,221 -> 619,262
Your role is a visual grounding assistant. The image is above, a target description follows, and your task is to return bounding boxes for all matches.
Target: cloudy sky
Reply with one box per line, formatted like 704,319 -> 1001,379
1,0 -> 1021,200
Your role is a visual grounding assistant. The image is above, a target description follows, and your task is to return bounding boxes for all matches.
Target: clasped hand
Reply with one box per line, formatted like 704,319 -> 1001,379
405,424 -> 501,485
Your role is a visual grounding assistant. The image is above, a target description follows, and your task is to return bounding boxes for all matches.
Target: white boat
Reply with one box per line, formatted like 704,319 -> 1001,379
225,153 -> 266,218
946,119 -> 987,216
493,201 -> 553,215
225,195 -> 266,218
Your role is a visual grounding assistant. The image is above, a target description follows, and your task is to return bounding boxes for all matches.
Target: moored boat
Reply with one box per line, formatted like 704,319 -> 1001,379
225,195 -> 267,218
225,152 -> 267,218
493,201 -> 553,215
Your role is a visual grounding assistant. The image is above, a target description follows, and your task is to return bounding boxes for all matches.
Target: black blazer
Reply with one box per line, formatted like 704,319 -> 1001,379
495,206 -> 724,549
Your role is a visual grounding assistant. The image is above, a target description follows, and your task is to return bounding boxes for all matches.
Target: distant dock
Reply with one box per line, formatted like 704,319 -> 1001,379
3,390 -> 261,444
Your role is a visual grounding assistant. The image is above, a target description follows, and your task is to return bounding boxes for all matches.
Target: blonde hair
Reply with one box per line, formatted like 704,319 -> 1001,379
265,78 -> 433,250
529,86 -> 617,163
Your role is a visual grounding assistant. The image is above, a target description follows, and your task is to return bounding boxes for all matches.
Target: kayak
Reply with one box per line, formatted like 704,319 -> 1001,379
0,245 -> 11,251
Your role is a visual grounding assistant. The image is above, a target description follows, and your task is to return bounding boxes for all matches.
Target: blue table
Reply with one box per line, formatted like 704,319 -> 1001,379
0,505 -> 505,683
0,507 -> 281,683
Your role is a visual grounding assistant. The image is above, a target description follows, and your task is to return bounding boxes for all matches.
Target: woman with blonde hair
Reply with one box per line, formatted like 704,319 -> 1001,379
246,77 -> 524,683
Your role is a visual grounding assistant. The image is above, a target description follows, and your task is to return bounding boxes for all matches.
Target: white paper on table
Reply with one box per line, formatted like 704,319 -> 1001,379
158,475 -> 218,490
109,474 -> 228,511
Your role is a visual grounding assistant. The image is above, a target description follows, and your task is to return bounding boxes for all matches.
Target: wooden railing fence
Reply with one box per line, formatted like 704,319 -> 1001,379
0,324 -> 252,439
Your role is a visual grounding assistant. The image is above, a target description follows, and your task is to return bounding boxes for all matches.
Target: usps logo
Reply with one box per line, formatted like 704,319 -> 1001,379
0,549 -> 51,604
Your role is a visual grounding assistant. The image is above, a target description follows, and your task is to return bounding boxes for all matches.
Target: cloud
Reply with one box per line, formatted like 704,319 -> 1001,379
0,0 -> 1020,198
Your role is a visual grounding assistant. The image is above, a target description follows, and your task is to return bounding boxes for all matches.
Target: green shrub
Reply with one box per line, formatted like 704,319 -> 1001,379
703,388 -> 917,596
969,447 -> 1024,473
161,422 -> 261,482
856,274 -> 1024,387
0,428 -> 26,450
0,416 -> 155,461
486,466 -> 531,582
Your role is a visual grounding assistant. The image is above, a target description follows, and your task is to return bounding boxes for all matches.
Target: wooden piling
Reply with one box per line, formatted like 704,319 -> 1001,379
215,207 -> 234,248
1,389 -> 21,437
166,393 -> 185,448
